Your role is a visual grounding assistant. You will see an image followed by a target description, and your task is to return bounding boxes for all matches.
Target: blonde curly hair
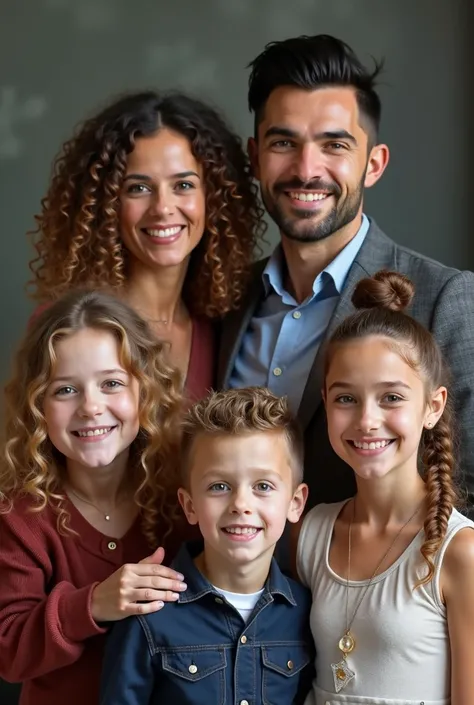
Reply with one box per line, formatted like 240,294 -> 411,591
0,290 -> 184,547
29,91 -> 266,317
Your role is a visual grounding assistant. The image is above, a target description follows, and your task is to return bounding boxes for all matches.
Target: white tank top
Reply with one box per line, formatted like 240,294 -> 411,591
297,500 -> 474,705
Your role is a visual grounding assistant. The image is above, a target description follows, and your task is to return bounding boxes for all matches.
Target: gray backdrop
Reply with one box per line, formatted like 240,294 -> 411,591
1,0 -> 472,381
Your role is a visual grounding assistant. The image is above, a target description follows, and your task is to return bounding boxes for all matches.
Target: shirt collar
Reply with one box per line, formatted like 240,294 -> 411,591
262,213 -> 370,299
173,540 -> 297,606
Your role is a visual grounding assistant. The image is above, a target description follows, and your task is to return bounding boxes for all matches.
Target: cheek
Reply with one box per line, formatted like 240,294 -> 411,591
112,394 -> 140,426
119,199 -> 148,232
43,401 -> 71,434
184,194 -> 206,228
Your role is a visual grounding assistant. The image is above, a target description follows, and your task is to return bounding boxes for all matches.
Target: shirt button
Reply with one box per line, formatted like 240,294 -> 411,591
240,635 -> 247,644
292,311 -> 302,319
214,597 -> 223,604
188,664 -> 198,674
272,367 -> 282,377
107,541 -> 117,551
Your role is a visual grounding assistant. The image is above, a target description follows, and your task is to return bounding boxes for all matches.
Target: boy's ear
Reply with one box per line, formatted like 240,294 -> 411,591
177,488 -> 199,526
287,483 -> 308,524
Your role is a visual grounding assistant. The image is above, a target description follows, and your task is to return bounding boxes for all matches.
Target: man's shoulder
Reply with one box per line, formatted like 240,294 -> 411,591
366,221 -> 471,286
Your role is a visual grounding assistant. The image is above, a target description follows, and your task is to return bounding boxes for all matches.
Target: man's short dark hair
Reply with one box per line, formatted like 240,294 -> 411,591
248,34 -> 383,145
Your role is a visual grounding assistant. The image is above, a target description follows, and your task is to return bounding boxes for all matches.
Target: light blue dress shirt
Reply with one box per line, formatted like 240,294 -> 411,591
229,215 -> 370,414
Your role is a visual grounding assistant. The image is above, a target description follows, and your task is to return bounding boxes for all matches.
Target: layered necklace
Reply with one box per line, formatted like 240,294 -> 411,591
331,499 -> 422,693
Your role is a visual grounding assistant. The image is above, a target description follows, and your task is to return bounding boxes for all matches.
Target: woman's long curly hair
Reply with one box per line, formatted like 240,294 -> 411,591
324,270 -> 459,587
0,290 -> 184,547
29,91 -> 266,318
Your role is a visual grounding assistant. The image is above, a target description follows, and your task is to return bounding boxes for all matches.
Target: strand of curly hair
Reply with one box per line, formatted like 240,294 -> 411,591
416,406 -> 458,587
0,330 -> 183,549
29,119 -> 265,318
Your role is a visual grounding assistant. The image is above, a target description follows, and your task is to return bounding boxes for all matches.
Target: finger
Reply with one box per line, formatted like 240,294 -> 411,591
135,577 -> 187,592
139,546 -> 165,565
132,589 -> 181,603
129,600 -> 166,616
133,563 -> 185,582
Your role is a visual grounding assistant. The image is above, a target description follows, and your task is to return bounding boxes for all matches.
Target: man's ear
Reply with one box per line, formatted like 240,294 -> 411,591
247,137 -> 260,180
177,488 -> 199,526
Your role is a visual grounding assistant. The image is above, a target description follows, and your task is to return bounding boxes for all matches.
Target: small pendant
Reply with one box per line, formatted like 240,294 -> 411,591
105,515 -> 110,521
338,630 -> 355,654
331,657 -> 355,693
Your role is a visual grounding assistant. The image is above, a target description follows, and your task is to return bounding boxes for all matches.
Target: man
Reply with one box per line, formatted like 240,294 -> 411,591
218,34 -> 474,516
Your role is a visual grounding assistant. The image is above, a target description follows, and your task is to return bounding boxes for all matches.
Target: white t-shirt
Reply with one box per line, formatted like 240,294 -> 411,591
212,585 -> 264,622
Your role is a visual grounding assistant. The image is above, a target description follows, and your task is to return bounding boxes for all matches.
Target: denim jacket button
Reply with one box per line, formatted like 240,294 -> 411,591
240,635 -> 248,644
240,701 -> 249,705
214,597 -> 224,604
188,664 -> 198,674
287,660 -> 294,670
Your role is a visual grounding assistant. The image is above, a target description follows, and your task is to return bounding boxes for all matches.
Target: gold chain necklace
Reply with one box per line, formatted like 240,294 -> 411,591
67,486 -> 115,521
331,498 -> 422,693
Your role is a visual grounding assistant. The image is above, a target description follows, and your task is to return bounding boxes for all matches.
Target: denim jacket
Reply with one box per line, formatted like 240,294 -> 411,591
100,541 -> 315,705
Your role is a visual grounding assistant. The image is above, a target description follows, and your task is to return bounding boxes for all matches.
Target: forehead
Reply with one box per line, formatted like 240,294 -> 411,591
52,328 -> 121,372
259,85 -> 366,140
327,337 -> 422,386
189,430 -> 292,475
126,128 -> 201,174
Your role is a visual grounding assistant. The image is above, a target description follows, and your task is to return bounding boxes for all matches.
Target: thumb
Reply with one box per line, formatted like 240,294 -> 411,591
139,546 -> 165,565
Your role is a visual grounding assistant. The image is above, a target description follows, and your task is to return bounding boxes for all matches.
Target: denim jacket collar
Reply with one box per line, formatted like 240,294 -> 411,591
174,540 -> 297,607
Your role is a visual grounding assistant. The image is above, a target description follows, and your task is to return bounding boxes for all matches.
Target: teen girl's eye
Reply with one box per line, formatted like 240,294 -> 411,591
383,393 -> 404,403
335,394 -> 356,404
208,482 -> 230,493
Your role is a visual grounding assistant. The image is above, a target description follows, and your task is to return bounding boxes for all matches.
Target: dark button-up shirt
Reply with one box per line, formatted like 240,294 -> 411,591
100,541 -> 315,704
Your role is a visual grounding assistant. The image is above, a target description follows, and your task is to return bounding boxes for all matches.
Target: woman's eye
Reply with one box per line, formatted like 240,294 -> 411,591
126,183 -> 150,194
175,181 -> 194,191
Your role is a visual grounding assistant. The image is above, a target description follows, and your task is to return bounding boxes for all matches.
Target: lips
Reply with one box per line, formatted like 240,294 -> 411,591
72,425 -> 117,439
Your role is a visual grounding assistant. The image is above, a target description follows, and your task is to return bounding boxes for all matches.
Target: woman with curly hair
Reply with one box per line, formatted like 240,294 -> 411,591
0,290 -> 189,705
29,91 -> 265,400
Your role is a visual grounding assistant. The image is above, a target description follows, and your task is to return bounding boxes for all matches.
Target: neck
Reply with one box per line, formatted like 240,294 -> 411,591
195,545 -> 272,594
125,258 -> 190,326
353,464 -> 427,528
281,213 -> 363,303
65,449 -> 131,505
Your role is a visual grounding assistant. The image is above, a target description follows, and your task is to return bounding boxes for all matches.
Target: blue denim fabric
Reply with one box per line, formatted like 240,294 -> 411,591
100,541 -> 315,705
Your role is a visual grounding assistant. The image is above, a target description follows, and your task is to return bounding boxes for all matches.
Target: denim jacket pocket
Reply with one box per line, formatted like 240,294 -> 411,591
261,644 -> 312,705
161,648 -> 227,704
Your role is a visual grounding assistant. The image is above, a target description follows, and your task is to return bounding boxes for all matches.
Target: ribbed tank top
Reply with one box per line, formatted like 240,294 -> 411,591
297,500 -> 474,705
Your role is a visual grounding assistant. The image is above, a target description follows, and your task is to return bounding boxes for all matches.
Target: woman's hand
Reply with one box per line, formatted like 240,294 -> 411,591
90,547 -> 187,622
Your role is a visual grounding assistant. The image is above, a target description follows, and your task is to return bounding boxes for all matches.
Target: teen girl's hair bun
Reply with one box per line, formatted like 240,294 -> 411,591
351,270 -> 415,313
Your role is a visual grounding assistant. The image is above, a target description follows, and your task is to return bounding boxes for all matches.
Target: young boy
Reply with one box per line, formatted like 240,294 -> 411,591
100,387 -> 315,705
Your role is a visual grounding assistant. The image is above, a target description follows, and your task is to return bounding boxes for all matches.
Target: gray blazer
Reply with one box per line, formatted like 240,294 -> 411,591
218,219 -> 474,517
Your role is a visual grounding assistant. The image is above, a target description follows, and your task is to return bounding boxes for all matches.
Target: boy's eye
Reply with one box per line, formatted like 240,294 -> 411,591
209,482 -> 230,492
255,482 -> 272,493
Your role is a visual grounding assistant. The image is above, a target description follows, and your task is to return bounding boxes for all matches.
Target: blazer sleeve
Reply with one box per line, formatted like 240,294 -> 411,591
431,270 -> 474,517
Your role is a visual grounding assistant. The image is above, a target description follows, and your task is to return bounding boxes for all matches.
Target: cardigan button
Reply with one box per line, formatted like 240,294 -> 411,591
107,541 -> 117,550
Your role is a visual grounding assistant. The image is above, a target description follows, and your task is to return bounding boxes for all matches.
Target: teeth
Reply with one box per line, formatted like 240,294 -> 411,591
76,427 -> 112,438
224,527 -> 259,535
289,192 -> 328,202
145,226 -> 181,238
353,439 -> 392,450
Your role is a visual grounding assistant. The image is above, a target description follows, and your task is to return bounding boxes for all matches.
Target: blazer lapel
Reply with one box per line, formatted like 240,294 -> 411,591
297,220 -> 398,431
217,259 -> 267,388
